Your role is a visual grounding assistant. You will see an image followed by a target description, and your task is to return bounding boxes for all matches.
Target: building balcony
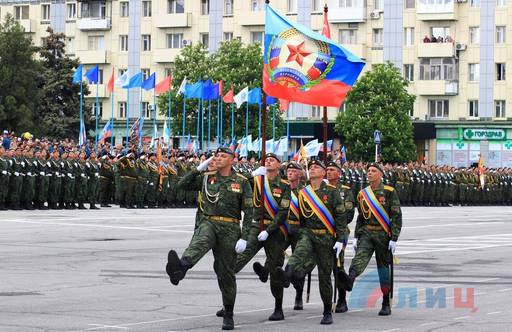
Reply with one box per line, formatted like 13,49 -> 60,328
76,17 -> 111,31
75,50 -> 111,64
154,13 -> 192,28
417,42 -> 455,58
342,44 -> 366,60
329,6 -> 366,23
239,11 -> 265,26
417,1 -> 458,21
153,48 -> 182,63
18,19 -> 36,33
417,80 -> 458,96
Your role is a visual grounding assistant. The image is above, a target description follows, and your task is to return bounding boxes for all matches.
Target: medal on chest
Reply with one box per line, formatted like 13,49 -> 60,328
231,183 -> 241,193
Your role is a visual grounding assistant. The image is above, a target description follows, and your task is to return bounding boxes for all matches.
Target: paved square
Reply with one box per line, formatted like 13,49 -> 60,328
1,206 -> 512,331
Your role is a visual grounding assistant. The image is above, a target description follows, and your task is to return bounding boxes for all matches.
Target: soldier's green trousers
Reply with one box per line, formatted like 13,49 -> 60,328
235,224 -> 287,300
35,175 -> 49,207
48,176 -> 61,207
8,175 -> 22,208
287,230 -> 335,307
0,174 -> 9,206
88,179 -> 99,205
21,175 -> 35,207
182,219 -> 241,307
349,229 -> 391,294
99,177 -> 112,205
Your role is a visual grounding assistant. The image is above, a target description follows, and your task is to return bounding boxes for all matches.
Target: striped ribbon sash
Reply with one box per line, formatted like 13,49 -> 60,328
256,176 -> 288,237
299,185 -> 336,236
289,190 -> 300,220
360,186 -> 391,236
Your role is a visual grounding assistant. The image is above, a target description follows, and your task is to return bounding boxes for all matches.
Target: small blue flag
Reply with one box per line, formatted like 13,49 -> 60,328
123,72 -> 143,89
73,64 -> 83,84
85,65 -> 99,84
248,88 -> 262,105
141,73 -> 156,91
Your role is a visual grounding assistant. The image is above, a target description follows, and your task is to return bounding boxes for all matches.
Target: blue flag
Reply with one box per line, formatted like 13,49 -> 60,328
202,79 -> 219,101
123,72 -> 143,89
266,96 -> 277,105
85,65 -> 99,84
73,64 -> 83,84
141,73 -> 156,91
184,81 -> 204,99
248,88 -> 262,105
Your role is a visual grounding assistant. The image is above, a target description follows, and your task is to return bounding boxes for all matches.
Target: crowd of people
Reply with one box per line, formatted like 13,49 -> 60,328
423,34 -> 454,43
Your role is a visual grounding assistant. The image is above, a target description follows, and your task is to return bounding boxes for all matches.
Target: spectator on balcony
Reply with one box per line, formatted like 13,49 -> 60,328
445,35 -> 454,43
437,36 -> 443,43
423,35 -> 431,43
431,35 -> 437,42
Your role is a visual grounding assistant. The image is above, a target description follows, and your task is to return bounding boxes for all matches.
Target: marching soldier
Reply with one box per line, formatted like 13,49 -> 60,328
47,149 -> 62,210
0,146 -> 10,210
99,153 -> 114,207
87,152 -> 100,209
166,147 -> 253,330
75,151 -> 88,209
340,163 -> 402,316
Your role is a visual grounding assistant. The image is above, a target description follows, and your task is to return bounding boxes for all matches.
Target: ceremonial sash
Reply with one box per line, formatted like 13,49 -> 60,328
289,190 -> 300,220
299,185 -> 336,236
360,186 -> 391,236
255,176 -> 288,237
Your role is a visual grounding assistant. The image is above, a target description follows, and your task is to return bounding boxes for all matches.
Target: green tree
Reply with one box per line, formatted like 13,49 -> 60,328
38,27 -> 91,139
157,40 -> 284,145
0,14 -> 42,134
335,62 -> 416,163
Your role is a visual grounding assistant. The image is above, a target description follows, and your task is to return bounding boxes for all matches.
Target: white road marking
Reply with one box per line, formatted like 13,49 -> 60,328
498,288 -> 512,292
87,324 -> 128,330
420,322 -> 437,327
454,316 -> 470,320
487,311 -> 502,315
406,222 -> 504,229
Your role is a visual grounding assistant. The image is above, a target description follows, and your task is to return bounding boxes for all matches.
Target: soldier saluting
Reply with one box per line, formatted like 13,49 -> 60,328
165,147 -> 253,330
340,163 -> 402,316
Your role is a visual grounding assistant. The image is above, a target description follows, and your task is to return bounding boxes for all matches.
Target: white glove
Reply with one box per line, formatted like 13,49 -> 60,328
197,156 -> 214,172
333,242 -> 344,259
251,166 -> 267,177
352,239 -> 358,252
257,230 -> 269,242
1,170 -> 6,175
388,240 -> 397,254
235,239 -> 247,253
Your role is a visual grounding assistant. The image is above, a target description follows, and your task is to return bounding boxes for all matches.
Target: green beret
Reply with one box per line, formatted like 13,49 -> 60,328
216,147 -> 234,155
286,161 -> 303,171
308,159 -> 326,170
368,162 -> 384,174
326,161 -> 342,171
265,153 -> 280,163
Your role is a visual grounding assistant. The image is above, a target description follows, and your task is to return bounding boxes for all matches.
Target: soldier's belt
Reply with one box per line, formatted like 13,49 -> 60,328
309,228 -> 327,235
208,216 -> 240,224
253,219 -> 273,225
287,220 -> 300,226
121,175 -> 137,180
364,225 -> 385,231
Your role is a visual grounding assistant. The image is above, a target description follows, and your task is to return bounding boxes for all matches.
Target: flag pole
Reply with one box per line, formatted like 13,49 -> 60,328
168,88 -> 172,148
219,97 -> 223,146
260,1 -> 269,229
139,87 -> 143,150
153,82 -> 157,150
207,100 -> 211,151
272,104 -> 275,140
245,100 -> 249,137
182,96 -> 186,150
95,80 -> 99,154
110,70 -> 115,151
286,105 -> 290,160
231,102 -> 234,141
322,4 -> 329,165
196,98 -> 201,152
79,79 -> 83,147
125,88 -> 130,150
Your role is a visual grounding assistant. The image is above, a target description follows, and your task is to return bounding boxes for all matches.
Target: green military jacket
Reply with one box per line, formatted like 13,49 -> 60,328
355,183 -> 402,242
178,168 -> 254,240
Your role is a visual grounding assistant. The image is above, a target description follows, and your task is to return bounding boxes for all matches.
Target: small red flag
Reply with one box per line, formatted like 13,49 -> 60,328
107,69 -> 115,93
279,98 -> 290,111
223,85 -> 234,103
155,76 -> 172,94
218,80 -> 223,97
321,7 -> 331,39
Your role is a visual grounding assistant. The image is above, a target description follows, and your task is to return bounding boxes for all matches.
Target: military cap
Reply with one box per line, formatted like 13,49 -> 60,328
286,161 -> 303,171
326,161 -> 342,171
368,162 -> 384,175
308,159 -> 326,169
265,153 -> 281,162
216,146 -> 234,155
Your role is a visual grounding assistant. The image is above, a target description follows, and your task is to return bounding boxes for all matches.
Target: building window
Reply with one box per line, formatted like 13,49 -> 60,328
428,99 -> 449,118
168,0 -> 185,13
496,63 -> 506,81
405,0 -> 415,9
496,26 -> 506,44
165,68 -> 173,77
201,0 -> 210,15
224,32 -> 233,41
167,33 -> 183,48
468,100 -> 479,117
142,34 -> 151,51
431,27 -> 450,40
373,29 -> 383,47
142,69 -> 150,80
224,0 -> 233,15
119,35 -> 128,52
469,27 -> 480,44
420,58 -> 457,80
81,1 -> 106,19
404,64 -> 414,82
92,102 -> 103,117
497,0 -> 507,7
404,27 -> 415,46
200,33 -> 209,48
339,0 -> 355,8
288,0 -> 297,13
66,37 -> 74,55
119,102 -> 127,118
120,2 -> 129,18
118,68 -> 127,77
67,3 -> 76,19
14,5 -> 29,20
495,100 -> 506,118
142,1 -> 152,17
339,29 -> 357,44
470,0 -> 480,7
88,35 -> 105,51
311,105 -> 321,119
98,69 -> 104,84
375,0 -> 384,11
251,31 -> 264,44
468,63 -> 479,82
252,0 -> 264,11
142,102 -> 151,118
312,0 -> 321,12
41,4 -> 51,21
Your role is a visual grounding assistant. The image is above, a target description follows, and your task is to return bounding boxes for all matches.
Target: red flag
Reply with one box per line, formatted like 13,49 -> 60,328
322,7 -> 331,39
223,85 -> 234,103
218,80 -> 223,96
107,69 -> 115,93
279,98 -> 290,111
155,76 -> 172,94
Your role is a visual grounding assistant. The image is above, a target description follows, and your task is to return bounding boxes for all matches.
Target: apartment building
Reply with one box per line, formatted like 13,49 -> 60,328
0,0 -> 511,166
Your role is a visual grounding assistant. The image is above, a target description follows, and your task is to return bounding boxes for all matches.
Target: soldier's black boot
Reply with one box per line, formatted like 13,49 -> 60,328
78,203 -> 87,210
339,269 -> 357,291
216,307 -> 225,317
253,262 -> 269,283
320,303 -> 333,325
335,290 -> 348,313
378,293 -> 391,316
0,203 -> 6,210
222,305 -> 234,330
89,204 -> 99,210
166,250 -> 191,285
277,265 -> 292,288
293,278 -> 304,310
268,297 -> 284,321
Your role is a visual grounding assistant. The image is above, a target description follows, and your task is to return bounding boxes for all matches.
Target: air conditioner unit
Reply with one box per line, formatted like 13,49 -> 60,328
456,0 -> 467,3
182,39 -> 192,47
370,11 -> 381,19
455,43 -> 467,51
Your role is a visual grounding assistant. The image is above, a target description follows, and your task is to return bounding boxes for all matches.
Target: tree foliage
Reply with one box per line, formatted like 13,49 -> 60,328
0,14 -> 42,134
157,41 -> 284,143
335,62 -> 416,163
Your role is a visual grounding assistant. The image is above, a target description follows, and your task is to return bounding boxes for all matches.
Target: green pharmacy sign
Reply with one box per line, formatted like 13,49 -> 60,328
462,129 -> 506,140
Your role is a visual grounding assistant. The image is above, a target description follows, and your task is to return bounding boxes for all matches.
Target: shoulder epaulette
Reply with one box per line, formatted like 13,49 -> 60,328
384,185 -> 395,192
327,184 -> 337,189
236,173 -> 248,180
204,171 -> 217,176
280,179 -> 290,185
341,185 -> 351,190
